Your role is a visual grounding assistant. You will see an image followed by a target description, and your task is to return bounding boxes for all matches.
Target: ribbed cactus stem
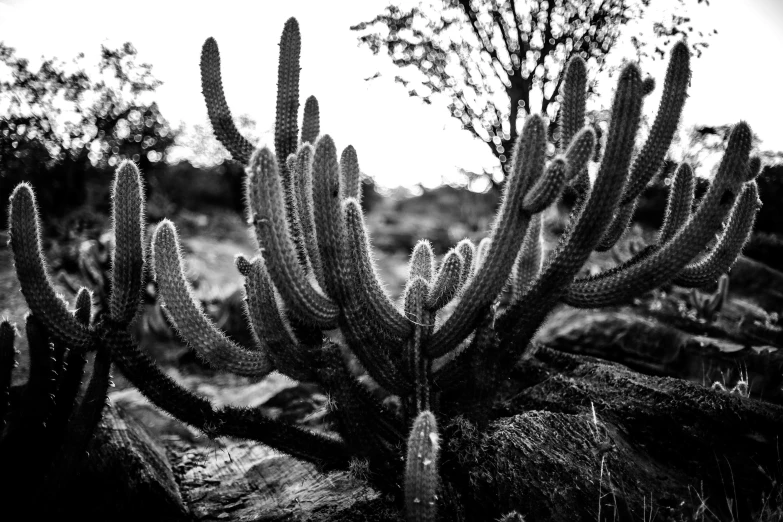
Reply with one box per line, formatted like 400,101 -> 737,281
200,38 -> 255,164
152,220 -> 274,376
340,145 -> 362,202
659,163 -> 695,243
622,41 -> 690,205
410,240 -> 435,283
405,411 -> 440,522
522,157 -> 567,213
746,156 -> 762,181
342,198 -> 411,339
564,127 -> 596,182
674,182 -> 760,288
274,18 -> 301,168
248,147 -> 339,327
426,249 -> 463,310
341,199 -> 413,394
596,198 -> 638,252
513,212 -> 543,301
404,277 -> 432,411
559,55 -> 587,151
110,160 -> 145,324
427,115 -> 546,358
301,95 -> 320,145
456,239 -> 476,285
8,184 -> 91,349
312,135 -> 355,306
295,143 -> 322,282
240,256 -> 313,382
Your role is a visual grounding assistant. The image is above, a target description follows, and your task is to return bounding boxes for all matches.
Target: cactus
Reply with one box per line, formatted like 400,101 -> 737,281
5,17 -> 765,521
689,273 -> 730,322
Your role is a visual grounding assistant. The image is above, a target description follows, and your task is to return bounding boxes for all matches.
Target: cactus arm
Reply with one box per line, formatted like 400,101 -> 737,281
301,96 -> 320,145
456,239 -> 476,285
248,147 -> 340,328
275,18 -> 301,169
522,157 -> 567,214
340,200 -> 412,395
295,143 -> 323,284
673,182 -> 760,288
340,145 -> 362,202
404,410 -> 440,522
108,324 -> 350,469
311,135 -> 352,303
283,152 -> 310,270
497,63 -> 644,356
0,320 -> 15,430
474,237 -> 492,272
427,115 -> 547,358
746,156 -> 762,181
596,197 -> 638,252
152,220 -> 274,377
621,41 -> 690,205
563,127 -> 597,182
659,163 -> 695,243
343,199 -> 412,338
512,212 -> 543,301
426,250 -> 464,311
563,122 -> 753,307
410,240 -> 435,283
8,184 -> 92,349
559,56 -> 587,152
404,277 -> 433,412
109,160 -> 146,324
200,38 -> 255,164
239,256 -> 316,382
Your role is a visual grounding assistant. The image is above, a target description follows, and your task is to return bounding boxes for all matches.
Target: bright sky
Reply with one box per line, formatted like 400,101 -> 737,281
0,0 -> 781,189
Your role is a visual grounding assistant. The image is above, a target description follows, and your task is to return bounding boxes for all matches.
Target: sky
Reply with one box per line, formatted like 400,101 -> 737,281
0,0 -> 782,189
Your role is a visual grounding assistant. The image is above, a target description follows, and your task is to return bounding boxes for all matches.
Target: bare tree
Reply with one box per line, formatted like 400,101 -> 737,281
352,0 -> 714,185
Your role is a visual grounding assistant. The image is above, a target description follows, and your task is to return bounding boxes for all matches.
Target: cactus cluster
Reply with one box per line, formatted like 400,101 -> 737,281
0,162 -> 147,511
5,17 -> 763,520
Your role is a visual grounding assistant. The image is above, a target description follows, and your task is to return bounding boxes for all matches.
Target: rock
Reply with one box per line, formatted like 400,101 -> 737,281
537,307 -> 783,403
172,440 -> 402,521
63,401 -> 190,521
447,346 -> 783,521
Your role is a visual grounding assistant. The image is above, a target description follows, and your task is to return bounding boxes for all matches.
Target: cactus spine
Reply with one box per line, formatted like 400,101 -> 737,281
5,17 -> 765,521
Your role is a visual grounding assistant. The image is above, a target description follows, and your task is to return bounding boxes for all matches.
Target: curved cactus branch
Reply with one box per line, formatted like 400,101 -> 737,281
153,220 -> 274,377
674,182 -> 760,288
109,160 -> 145,324
8,184 -> 92,349
200,38 -> 255,164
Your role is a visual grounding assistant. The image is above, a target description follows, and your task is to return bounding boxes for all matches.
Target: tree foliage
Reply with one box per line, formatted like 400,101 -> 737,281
0,42 -> 176,225
352,0 -> 715,185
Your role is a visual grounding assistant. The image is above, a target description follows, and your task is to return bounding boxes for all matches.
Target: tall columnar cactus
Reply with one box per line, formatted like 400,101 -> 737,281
6,17 -> 764,521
